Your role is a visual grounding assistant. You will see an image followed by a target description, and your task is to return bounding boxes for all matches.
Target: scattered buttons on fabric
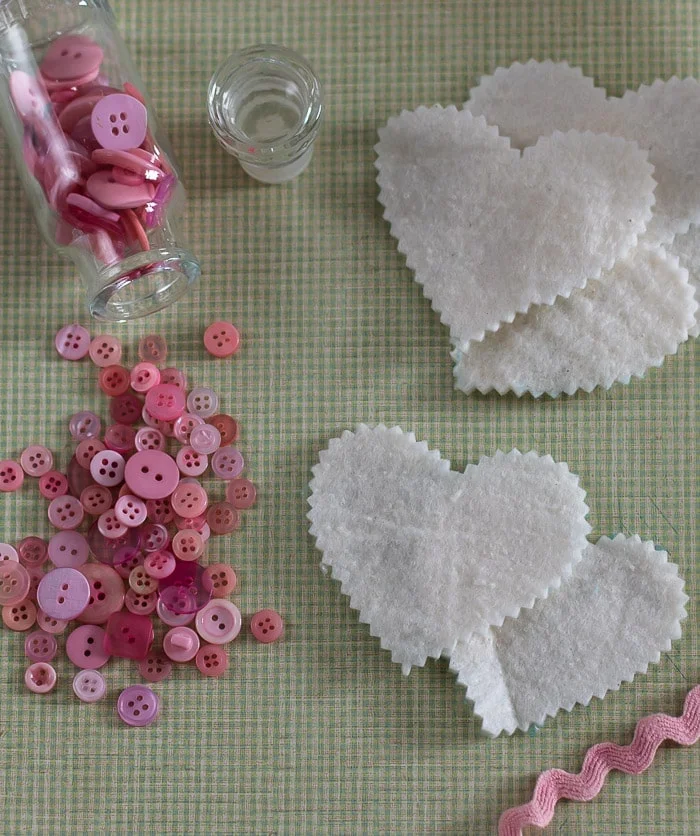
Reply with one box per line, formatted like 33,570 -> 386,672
1,329 -> 278,726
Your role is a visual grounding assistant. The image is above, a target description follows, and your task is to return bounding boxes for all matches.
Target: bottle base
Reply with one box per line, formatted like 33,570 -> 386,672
239,146 -> 314,184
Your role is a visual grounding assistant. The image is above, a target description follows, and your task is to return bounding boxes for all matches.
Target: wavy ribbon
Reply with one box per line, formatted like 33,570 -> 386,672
499,685 -> 700,835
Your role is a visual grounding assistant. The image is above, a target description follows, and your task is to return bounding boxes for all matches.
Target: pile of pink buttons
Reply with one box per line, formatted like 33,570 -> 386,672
0,322 -> 283,728
9,33 -> 175,266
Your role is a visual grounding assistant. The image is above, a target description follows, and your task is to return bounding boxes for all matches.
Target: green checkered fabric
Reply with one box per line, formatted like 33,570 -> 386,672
0,1 -> 697,833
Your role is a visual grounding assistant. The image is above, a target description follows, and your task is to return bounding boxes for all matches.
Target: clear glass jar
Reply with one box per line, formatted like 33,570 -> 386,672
0,0 -> 200,321
207,44 -> 323,184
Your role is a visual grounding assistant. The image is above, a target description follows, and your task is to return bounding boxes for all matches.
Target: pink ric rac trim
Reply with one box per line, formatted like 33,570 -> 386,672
498,684 -> 700,836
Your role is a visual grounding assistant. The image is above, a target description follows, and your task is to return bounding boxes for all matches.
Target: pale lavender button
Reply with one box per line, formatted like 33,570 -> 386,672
89,449 -> 126,487
37,567 -> 90,620
72,669 -> 106,703
140,523 -> 169,553
69,410 -> 101,441
87,521 -> 140,566
48,531 -> 89,568
189,424 -> 221,455
155,597 -> 194,627
55,323 -> 91,360
24,630 -> 58,662
91,93 -> 147,151
210,447 -> 245,480
117,684 -> 159,727
186,387 -> 219,419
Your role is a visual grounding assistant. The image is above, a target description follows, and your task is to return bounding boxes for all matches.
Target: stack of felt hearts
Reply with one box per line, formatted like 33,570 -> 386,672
375,62 -> 699,397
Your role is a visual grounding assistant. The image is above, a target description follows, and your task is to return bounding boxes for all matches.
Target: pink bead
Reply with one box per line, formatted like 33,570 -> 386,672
48,495 -> 84,530
144,383 -> 185,422
41,35 -> 104,82
138,334 -> 168,365
39,471 -> 69,500
17,537 -> 48,568
66,623 -> 110,668
203,321 -> 240,358
104,611 -> 154,660
124,450 -> 180,500
68,410 -> 101,440
130,362 -> 161,393
171,530 -> 204,562
114,494 -> 147,528
138,653 -> 172,683
206,501 -> 239,535
163,626 -> 200,662
175,446 -> 208,477
116,684 -> 159,727
110,392 -> 143,425
55,323 -> 90,360
189,423 -> 221,455
104,423 -> 136,454
170,482 -> 208,519
143,549 -> 175,579
80,484 -> 112,516
202,563 -> 236,598
98,364 -> 131,397
195,599 -> 242,645
173,413 -> 204,445
37,566 -> 90,619
75,438 -> 106,469
25,629 -> 58,662
195,644 -> 229,677
211,447 -> 245,480
89,449 -> 125,487
36,608 -> 68,634
160,367 -> 186,390
88,334 -> 122,367
48,531 -> 89,568
124,588 -> 157,615
227,477 -> 257,509
24,662 -> 57,694
91,92 -> 147,151
97,509 -> 128,539
140,523 -> 169,553
156,597 -> 194,627
0,542 -> 19,563
0,459 -> 24,492
2,599 -> 37,631
77,563 -> 125,625
20,445 -> 54,477
250,609 -> 284,644
186,386 -> 218,419
72,668 -> 106,703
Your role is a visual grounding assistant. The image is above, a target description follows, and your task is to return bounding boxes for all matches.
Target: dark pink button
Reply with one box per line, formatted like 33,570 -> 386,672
98,364 -> 131,397
110,393 -> 143,425
48,531 -> 89,568
204,321 -> 240,358
104,423 -> 136,455
36,567 -> 90,619
143,549 -> 175,579
104,611 -> 154,660
144,384 -> 186,422
117,684 -> 159,726
207,414 -> 238,445
66,624 -> 110,668
17,537 -> 48,568
25,629 -> 58,662
227,478 -> 257,509
40,35 -> 104,82
124,450 -> 180,500
39,471 -> 69,500
138,652 -> 172,683
250,609 -> 284,643
0,460 -> 24,492
55,323 -> 90,360
91,93 -> 147,151
77,562 -> 125,624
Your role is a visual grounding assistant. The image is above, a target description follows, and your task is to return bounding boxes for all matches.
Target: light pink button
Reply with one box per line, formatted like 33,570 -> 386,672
3,599 -> 37,631
138,653 -> 172,683
20,445 -> 54,477
91,92 -> 147,151
189,424 -> 221,455
206,501 -> 239,535
156,597 -> 194,627
48,531 -> 89,568
171,530 -> 204,562
124,450 -> 180,500
124,588 -> 157,615
68,410 -> 101,440
86,169 -> 154,209
9,70 -> 49,122
72,668 -> 106,703
92,147 -> 163,180
186,387 -> 219,419
67,192 -> 120,223
0,460 -> 24,492
89,449 -> 125,487
144,384 -> 186,422
202,563 -> 236,598
173,413 -> 204,445
121,207 -> 150,251
211,447 -> 245,480
80,484 -> 113,516
141,406 -> 176,437
97,509 -> 128,539
114,494 -> 147,528
138,334 -> 168,364
140,524 -> 169,553
25,629 -> 58,662
77,563 -> 125,625
130,362 -> 160,393
36,608 -> 68,634
227,478 -> 257,509
204,321 -> 240,358
39,471 -> 69,500
175,446 -> 208,477
88,334 -> 122,366
135,427 -> 166,452
98,364 -> 131,397
25,662 -> 57,694
195,644 -> 229,677
66,624 -> 110,668
0,542 -> 19,564
163,626 -> 200,662
75,438 -> 106,469
174,511 -> 207,533
170,482 -> 208,519
143,549 -> 175,579
104,423 -> 136,455
41,35 -> 104,82
129,565 -> 157,595
57,92 -> 103,133
250,609 -> 284,643
195,599 -> 242,645
37,566 -> 90,619
48,495 -> 84,530
55,323 -> 90,360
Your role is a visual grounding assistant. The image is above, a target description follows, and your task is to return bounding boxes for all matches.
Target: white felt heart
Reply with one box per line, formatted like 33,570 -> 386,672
466,61 -> 700,244
375,107 -> 655,349
453,245 -> 698,397
449,535 -> 688,736
308,425 -> 591,674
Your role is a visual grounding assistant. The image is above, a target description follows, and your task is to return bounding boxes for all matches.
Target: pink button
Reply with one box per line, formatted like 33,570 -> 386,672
86,169 -> 154,209
56,92 -> 103,133
67,192 -> 121,224
73,668 -> 107,703
204,321 -> 240,358
173,413 -> 204,445
227,478 -> 257,509
20,445 -> 54,477
160,367 -> 186,390
174,511 -> 207,533
3,599 -> 37,631
129,565 -> 157,595
17,537 -> 48,568
206,501 -> 239,535
140,524 -> 169,553
40,35 -> 104,82
141,406 -> 176,437
163,626 -> 200,662
146,497 -> 174,524
97,509 -> 128,539
66,623 -> 110,668
250,609 -> 284,643
0,460 -> 24,492
195,644 -> 229,678
189,424 -> 221,455
80,484 -> 113,516
89,449 -> 125,487
68,410 -> 101,440
9,70 -> 49,122
36,608 -> 68,634
121,207 -> 150,251
98,364 -> 131,397
144,384 -> 185,422
135,427 -> 166,452
75,438 -> 106,469
156,597 -> 195,627
175,446 -> 208,477
25,630 -> 58,662
92,147 -> 163,180
77,562 -> 125,624
170,482 -> 208,519
0,542 -> 19,564
25,662 -> 57,694
48,495 -> 84,530
171,530 -> 204,562
124,588 -> 157,615
110,393 -> 143,425
207,414 -> 238,445
104,611 -> 154,660
91,92 -> 147,151
202,563 -> 237,598
117,684 -> 159,726
211,447 -> 245,480
113,547 -> 143,579
138,334 -> 168,365
105,423 -> 136,455
48,531 -> 89,568
114,494 -> 147,528
37,567 -> 90,619
124,450 -> 180,500
55,323 -> 90,360
186,387 -> 219,419
130,362 -> 160,393
39,471 -> 69,500
195,599 -> 242,645
143,549 -> 175,579
88,334 -> 122,367
138,653 -> 172,683
25,566 -> 44,603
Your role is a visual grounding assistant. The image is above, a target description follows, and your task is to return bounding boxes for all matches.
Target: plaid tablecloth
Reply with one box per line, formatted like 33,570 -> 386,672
0,1 -> 696,833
